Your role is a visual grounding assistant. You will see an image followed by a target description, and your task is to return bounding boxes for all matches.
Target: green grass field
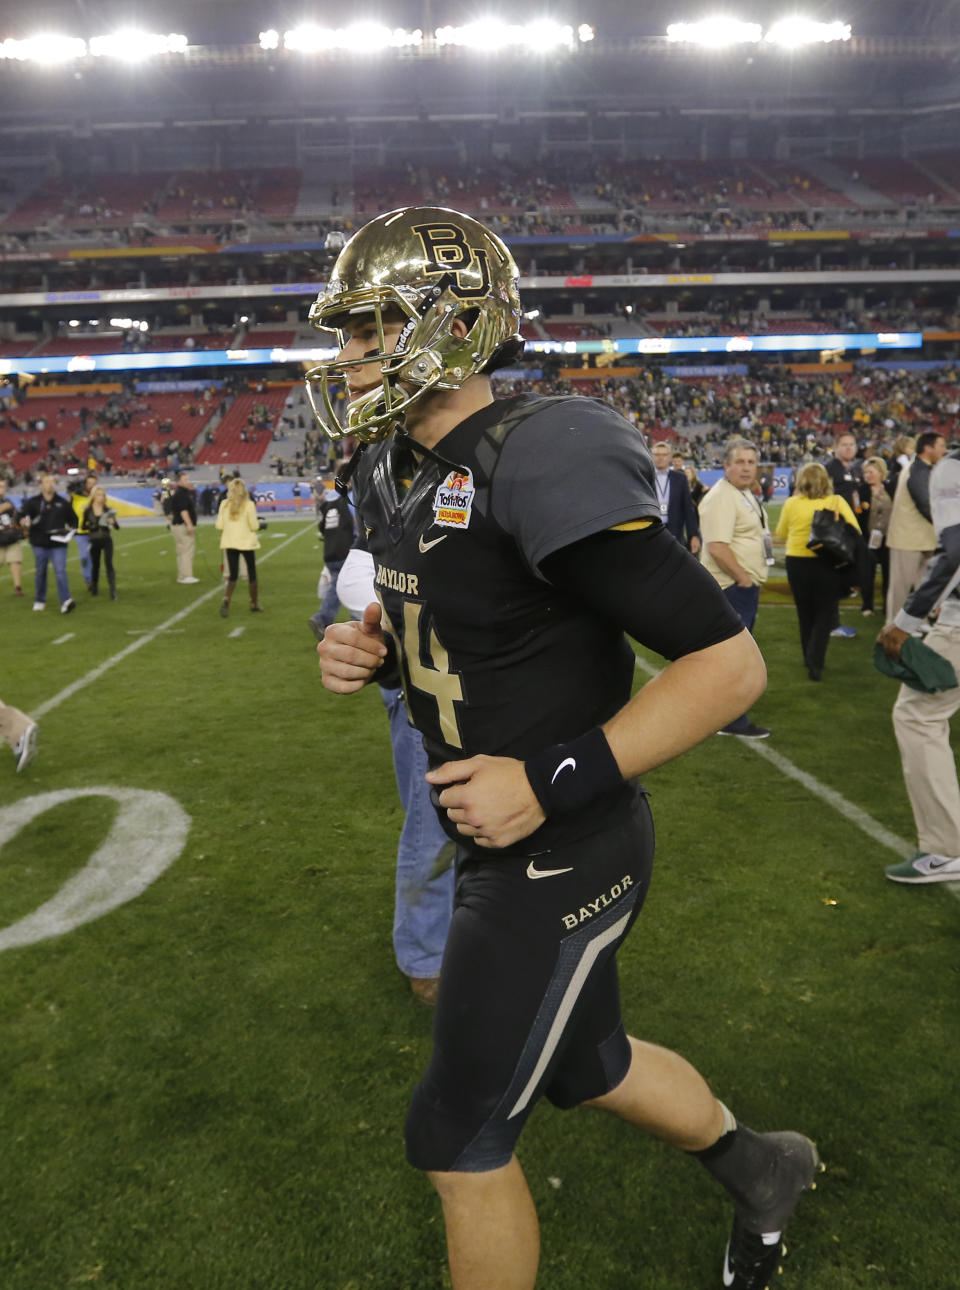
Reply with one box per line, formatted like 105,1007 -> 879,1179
1,516 -> 957,1290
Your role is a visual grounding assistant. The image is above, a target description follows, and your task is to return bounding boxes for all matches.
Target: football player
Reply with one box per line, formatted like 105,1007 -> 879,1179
309,207 -> 820,1290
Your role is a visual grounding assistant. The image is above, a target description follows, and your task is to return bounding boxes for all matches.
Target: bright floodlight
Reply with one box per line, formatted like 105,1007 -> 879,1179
578,24 -> 595,42
284,24 -> 422,52
259,29 -> 280,50
666,18 -> 763,46
0,34 -> 87,62
435,20 -> 577,50
89,31 -> 188,60
765,18 -> 851,47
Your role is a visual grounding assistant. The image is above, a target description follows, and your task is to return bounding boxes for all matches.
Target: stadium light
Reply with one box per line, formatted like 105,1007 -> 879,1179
0,34 -> 87,62
666,18 -> 762,47
68,319 -> 81,327
283,24 -> 423,52
89,31 -> 188,61
435,20 -> 579,51
765,18 -> 851,48
259,29 -> 280,51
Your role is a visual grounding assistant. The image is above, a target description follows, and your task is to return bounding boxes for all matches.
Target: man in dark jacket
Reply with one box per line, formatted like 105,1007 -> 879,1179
19,474 -> 78,613
308,484 -> 354,640
650,441 -> 701,553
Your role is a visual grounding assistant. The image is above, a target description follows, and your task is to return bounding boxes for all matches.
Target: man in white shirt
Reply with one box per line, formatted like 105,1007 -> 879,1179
699,438 -> 771,739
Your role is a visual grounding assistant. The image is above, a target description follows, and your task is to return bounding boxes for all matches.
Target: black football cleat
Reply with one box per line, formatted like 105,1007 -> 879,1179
721,1133 -> 823,1290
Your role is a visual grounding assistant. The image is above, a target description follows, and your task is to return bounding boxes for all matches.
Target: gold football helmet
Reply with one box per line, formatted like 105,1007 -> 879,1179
305,206 -> 523,443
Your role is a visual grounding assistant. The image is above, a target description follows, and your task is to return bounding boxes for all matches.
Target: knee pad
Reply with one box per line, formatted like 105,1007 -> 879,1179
404,1079 -> 520,1174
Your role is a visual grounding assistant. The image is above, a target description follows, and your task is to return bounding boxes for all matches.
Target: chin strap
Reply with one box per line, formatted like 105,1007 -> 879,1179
335,446 -> 366,496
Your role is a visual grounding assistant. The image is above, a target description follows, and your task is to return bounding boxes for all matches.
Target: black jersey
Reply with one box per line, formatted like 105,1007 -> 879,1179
353,393 -> 661,855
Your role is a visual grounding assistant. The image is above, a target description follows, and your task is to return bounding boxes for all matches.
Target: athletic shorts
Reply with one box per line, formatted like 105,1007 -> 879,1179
404,788 -> 654,1173
0,541 -> 22,565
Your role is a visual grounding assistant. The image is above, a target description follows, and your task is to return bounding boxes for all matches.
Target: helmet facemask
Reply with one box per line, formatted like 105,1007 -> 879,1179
305,207 -> 523,444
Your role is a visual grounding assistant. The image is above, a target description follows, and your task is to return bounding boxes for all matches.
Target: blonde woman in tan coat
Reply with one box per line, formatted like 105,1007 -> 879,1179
215,478 -> 262,616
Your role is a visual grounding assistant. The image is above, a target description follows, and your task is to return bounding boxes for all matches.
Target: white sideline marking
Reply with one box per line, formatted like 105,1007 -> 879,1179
228,626 -> 245,639
52,633 -> 75,646
31,522 -> 313,720
632,654 -> 960,900
0,787 -> 189,952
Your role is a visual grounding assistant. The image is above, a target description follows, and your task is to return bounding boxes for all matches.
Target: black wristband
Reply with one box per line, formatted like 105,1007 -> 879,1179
524,727 -> 624,818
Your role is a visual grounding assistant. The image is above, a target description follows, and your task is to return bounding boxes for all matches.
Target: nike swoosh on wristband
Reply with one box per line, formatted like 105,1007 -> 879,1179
418,534 -> 447,554
722,1243 -> 735,1288
526,860 -> 574,880
551,756 -> 576,784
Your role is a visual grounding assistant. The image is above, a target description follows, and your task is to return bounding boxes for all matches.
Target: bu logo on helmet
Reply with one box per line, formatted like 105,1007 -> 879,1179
412,222 -> 491,299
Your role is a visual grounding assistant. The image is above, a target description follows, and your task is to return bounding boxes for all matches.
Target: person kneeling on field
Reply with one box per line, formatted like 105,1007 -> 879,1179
0,699 -> 38,772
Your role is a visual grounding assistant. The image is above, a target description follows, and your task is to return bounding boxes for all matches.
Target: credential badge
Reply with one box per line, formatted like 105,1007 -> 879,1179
433,467 -> 475,530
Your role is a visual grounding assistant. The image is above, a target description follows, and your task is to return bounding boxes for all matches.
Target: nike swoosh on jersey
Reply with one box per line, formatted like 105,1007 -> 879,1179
526,860 -> 574,880
550,756 -> 576,785
418,534 -> 447,554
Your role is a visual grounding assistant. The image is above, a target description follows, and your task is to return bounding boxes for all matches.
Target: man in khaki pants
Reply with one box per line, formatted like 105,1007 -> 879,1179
0,477 -> 25,595
885,430 -> 947,622
0,700 -> 38,772
169,471 -> 199,584
879,445 -> 960,883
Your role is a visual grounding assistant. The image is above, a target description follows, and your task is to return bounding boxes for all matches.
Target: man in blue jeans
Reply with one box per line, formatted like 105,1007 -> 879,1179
698,438 -> 771,739
19,475 -> 78,614
381,686 -> 456,1003
336,544 -> 454,1005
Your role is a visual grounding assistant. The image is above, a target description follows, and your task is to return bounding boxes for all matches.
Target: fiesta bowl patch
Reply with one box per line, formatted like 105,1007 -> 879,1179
433,468 -> 475,529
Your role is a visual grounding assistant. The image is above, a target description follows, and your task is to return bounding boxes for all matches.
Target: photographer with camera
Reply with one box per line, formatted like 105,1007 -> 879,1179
215,477 -> 263,616
0,478 -> 25,596
80,485 -> 120,600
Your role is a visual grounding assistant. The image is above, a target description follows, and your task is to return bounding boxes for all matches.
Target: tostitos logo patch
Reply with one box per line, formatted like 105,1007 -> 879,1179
433,468 -> 475,529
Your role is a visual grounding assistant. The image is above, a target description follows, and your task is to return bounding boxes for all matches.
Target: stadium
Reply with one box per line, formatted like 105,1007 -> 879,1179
0,1 -> 957,1287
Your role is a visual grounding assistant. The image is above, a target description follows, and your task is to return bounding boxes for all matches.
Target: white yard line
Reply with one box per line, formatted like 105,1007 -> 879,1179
51,633 -> 75,646
117,531 -> 172,551
228,626 -> 245,639
31,523 -> 313,720
632,653 -> 960,899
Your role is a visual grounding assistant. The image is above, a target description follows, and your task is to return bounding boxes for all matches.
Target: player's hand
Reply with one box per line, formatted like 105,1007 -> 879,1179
426,755 -> 546,850
689,535 -> 701,555
878,622 -> 909,661
317,601 -> 388,693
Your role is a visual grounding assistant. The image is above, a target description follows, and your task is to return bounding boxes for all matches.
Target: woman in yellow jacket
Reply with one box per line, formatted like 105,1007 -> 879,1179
776,462 -> 860,681
215,478 -> 262,616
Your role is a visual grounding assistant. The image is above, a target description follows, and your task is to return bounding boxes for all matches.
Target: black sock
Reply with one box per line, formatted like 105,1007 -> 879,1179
689,1122 -> 782,1224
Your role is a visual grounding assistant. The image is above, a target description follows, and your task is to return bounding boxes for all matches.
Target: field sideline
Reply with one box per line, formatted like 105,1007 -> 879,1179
0,515 -> 957,1290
